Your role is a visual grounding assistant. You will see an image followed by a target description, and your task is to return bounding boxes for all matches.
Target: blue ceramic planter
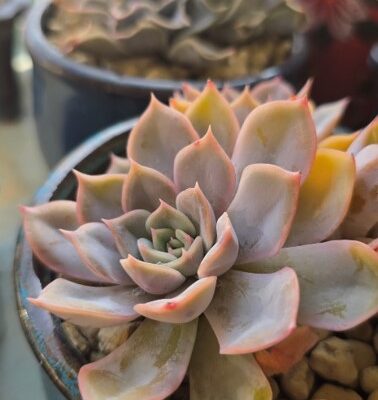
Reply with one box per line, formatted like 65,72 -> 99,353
14,118 -> 137,400
25,0 -> 306,167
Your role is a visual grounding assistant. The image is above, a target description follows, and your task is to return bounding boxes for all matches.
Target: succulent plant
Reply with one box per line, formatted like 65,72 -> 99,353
47,0 -> 300,78
22,78 -> 378,400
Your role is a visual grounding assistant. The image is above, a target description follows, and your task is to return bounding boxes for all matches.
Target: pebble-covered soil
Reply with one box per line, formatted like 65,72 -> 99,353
63,317 -> 378,400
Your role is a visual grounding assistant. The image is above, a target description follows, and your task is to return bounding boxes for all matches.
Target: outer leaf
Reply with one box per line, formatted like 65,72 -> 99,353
232,98 -> 316,183
341,144 -> 378,238
122,161 -> 176,212
29,278 -> 154,327
185,80 -> 240,155
230,86 -> 258,126
313,98 -> 348,141
76,172 -> 125,224
198,213 -> 238,278
21,201 -> 100,282
239,241 -> 378,330
62,222 -> 132,284
103,209 -> 150,258
174,127 -> 236,217
120,255 -> 186,295
176,183 -> 216,251
205,268 -> 299,354
255,326 -> 320,376
79,319 -> 198,400
134,277 -> 217,323
286,148 -> 355,246
319,132 -> 358,151
127,95 -> 198,180
146,200 -> 196,236
189,317 -> 272,400
251,77 -> 294,102
228,164 -> 300,263
348,117 -> 378,155
106,154 -> 130,174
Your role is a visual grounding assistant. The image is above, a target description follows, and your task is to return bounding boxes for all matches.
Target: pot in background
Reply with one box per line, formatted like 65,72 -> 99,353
26,0 -> 307,167
0,0 -> 28,120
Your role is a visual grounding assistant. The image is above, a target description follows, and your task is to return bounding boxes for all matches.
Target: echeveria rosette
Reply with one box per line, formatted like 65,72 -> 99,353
22,79 -> 378,400
48,0 -> 300,70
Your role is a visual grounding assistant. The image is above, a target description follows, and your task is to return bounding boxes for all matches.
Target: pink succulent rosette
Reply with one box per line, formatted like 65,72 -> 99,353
22,78 -> 378,400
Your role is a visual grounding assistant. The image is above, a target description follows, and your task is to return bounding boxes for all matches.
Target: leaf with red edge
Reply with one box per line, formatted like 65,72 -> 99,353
174,127 -> 236,218
127,95 -> 198,180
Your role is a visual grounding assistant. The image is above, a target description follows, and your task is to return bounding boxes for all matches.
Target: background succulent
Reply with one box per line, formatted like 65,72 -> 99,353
22,78 -> 378,400
47,0 -> 302,78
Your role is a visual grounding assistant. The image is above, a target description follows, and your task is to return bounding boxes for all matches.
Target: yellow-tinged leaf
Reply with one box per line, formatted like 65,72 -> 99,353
319,132 -> 358,151
286,148 -> 355,246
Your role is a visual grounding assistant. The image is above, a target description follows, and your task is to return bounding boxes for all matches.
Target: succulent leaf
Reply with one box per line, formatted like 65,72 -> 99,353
137,238 -> 177,263
319,132 -> 359,151
134,276 -> 217,323
21,201 -> 101,282
341,144 -> 378,238
239,240 -> 378,330
29,278 -> 154,327
228,164 -> 300,263
205,268 -> 299,354
255,326 -> 320,376
174,127 -> 237,217
198,212 -> 239,278
176,183 -> 216,251
146,200 -> 196,236
286,148 -> 355,246
122,161 -> 176,212
104,209 -> 151,258
127,96 -> 198,180
120,255 -> 186,295
348,117 -> 378,155
185,81 -> 240,156
75,172 -> 125,224
106,154 -> 131,174
61,222 -> 133,284
78,319 -> 198,400
232,98 -> 316,183
189,317 -> 272,400
231,86 -> 259,126
250,77 -> 294,103
312,98 -> 349,141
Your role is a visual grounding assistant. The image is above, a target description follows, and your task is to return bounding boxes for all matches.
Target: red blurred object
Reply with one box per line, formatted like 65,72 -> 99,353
303,1 -> 378,129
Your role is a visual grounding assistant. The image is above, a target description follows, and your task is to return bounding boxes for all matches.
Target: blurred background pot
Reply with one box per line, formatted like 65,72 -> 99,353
0,0 -> 28,120
14,118 -> 136,400
25,0 -> 306,167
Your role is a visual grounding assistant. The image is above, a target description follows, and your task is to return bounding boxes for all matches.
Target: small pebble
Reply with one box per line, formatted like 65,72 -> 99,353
360,366 -> 378,393
368,389 -> 378,400
98,321 -> 139,354
281,359 -> 314,400
78,326 -> 99,348
312,383 -> 362,400
61,322 -> 90,356
347,339 -> 376,370
309,336 -> 358,386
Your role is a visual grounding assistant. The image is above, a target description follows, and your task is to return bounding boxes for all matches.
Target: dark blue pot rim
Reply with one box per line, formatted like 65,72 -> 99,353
0,0 -> 28,21
25,0 -> 286,97
14,118 -> 138,400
